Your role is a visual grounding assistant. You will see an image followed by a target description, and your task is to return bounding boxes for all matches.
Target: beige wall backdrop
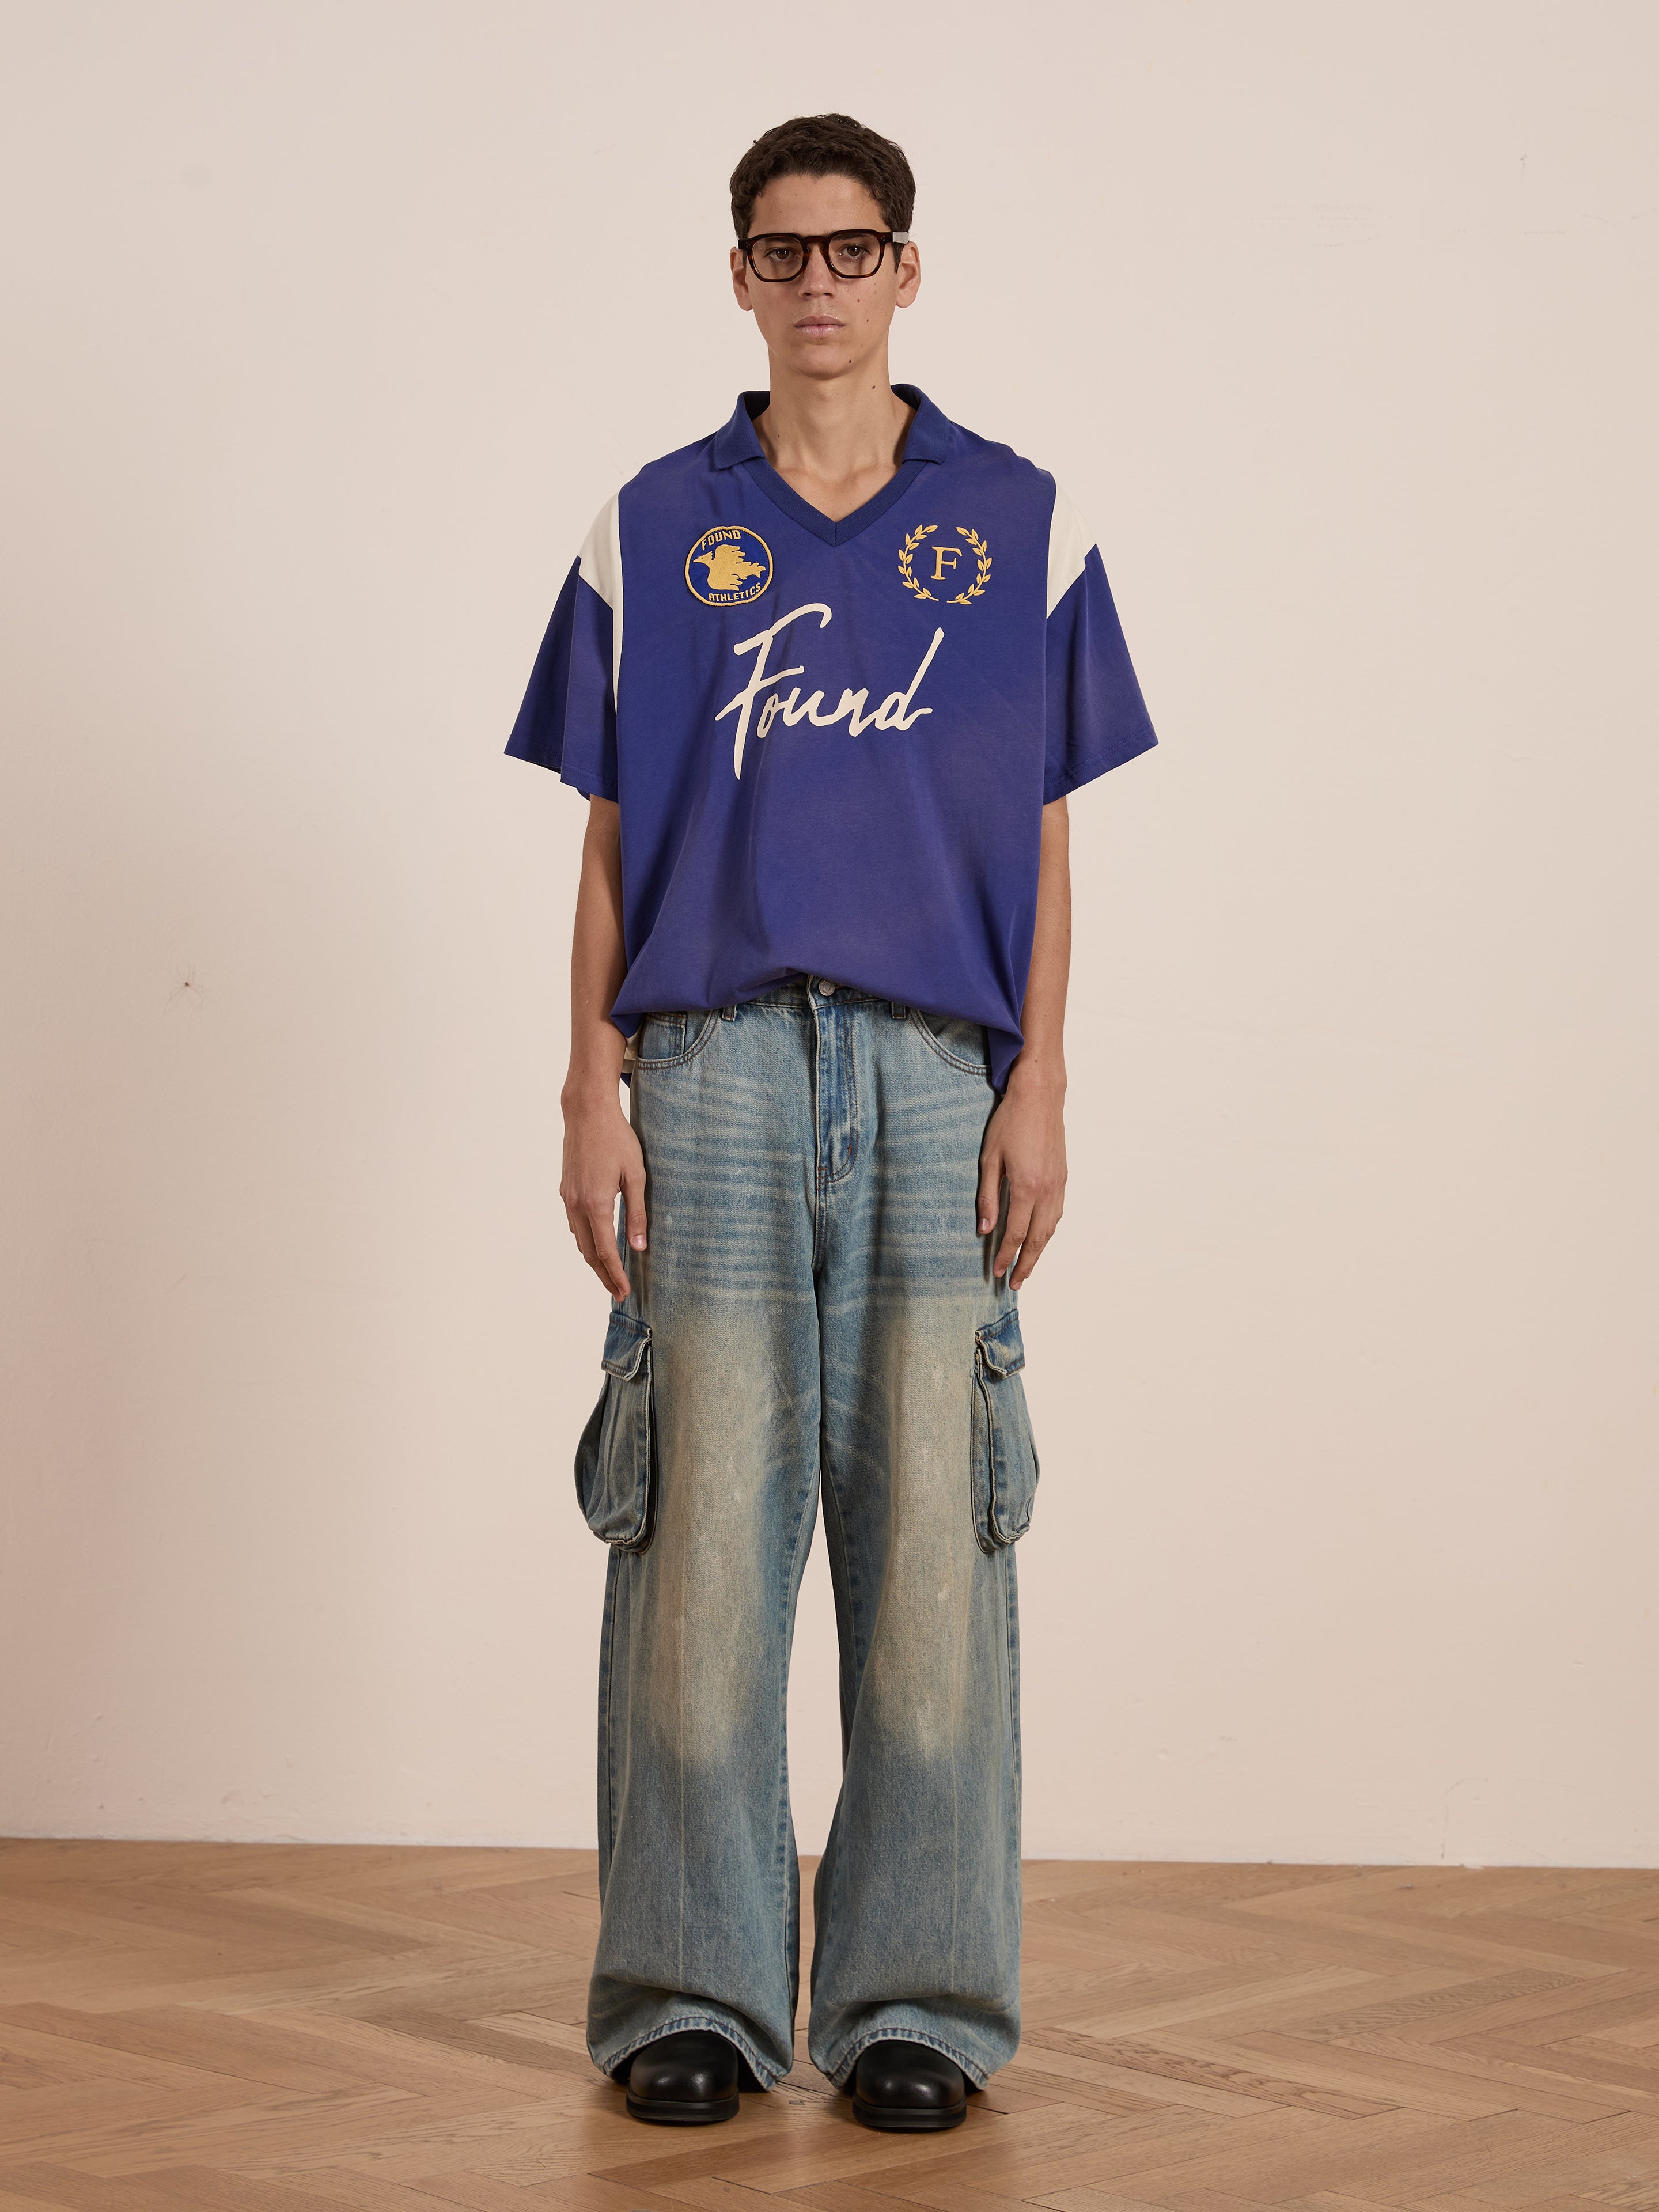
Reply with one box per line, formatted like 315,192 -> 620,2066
3,2 -> 1656,1864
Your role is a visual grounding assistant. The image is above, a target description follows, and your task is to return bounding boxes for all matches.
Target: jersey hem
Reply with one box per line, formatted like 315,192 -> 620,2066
1043,726 -> 1158,804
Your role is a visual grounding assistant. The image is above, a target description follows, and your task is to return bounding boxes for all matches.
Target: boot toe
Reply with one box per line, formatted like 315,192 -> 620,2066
851,2039 -> 968,2131
625,2029 -> 741,2124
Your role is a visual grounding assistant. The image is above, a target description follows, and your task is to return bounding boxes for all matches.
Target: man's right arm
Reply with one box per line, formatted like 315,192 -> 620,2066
559,795 -> 646,1299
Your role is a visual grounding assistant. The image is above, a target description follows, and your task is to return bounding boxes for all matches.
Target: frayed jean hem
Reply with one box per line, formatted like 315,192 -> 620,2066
817,2025 -> 992,2094
591,2011 -> 784,2093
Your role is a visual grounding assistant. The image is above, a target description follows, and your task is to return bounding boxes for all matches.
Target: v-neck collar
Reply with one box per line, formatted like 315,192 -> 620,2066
710,382 -> 953,547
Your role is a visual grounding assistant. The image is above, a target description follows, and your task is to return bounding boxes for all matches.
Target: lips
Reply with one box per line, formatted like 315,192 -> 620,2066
794,318 -> 843,333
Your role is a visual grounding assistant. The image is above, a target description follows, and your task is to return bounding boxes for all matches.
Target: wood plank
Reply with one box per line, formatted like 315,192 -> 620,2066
0,1846 -> 1656,2203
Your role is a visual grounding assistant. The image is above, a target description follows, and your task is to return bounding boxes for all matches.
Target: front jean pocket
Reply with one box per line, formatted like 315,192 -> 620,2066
633,1009 -> 722,1071
910,1006 -> 991,1075
574,1307 -> 657,1550
971,1305 -> 1040,1551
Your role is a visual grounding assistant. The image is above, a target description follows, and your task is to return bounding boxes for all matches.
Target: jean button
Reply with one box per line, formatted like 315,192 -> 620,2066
817,978 -> 836,995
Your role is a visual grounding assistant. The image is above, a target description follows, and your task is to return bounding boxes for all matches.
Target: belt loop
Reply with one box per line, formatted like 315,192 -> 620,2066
889,999 -> 908,1020
721,1002 -> 737,1021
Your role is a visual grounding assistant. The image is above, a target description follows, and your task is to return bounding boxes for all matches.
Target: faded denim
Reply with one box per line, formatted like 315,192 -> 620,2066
573,974 -> 1040,2093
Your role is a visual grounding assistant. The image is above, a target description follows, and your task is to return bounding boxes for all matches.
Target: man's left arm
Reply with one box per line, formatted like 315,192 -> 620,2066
979,794 -> 1070,1286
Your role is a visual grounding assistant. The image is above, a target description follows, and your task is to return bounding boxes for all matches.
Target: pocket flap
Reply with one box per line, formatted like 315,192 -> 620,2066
600,1307 -> 651,1380
975,1305 -> 1025,1377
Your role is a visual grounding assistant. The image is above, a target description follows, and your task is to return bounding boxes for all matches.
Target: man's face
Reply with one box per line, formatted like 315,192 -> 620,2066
730,172 -> 920,379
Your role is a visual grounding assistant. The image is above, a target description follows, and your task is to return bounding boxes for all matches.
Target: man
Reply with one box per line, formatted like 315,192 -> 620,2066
505,113 -> 1157,2133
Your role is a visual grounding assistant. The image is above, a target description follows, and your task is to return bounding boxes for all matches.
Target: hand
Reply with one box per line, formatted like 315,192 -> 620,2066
976,1070 -> 1066,1289
560,1088 -> 647,1300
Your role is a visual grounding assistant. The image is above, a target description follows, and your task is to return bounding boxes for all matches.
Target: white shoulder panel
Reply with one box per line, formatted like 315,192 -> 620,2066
1046,482 -> 1095,618
577,493 -> 623,699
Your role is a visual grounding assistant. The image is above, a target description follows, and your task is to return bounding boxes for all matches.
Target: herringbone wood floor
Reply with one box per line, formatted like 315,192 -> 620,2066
1,1844 -> 1656,2210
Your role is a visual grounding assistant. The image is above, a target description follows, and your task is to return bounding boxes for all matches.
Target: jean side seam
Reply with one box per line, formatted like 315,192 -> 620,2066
776,1434 -> 821,2037
817,1442 -> 861,1757
1005,1546 -> 1021,1804
598,1548 -> 622,1882
812,1452 -> 863,1990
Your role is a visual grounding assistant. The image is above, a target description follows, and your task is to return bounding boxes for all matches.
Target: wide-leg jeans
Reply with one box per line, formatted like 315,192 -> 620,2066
572,974 -> 1041,2093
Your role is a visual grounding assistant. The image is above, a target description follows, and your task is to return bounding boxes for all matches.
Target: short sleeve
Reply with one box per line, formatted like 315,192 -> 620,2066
1043,482 -> 1158,804
504,494 -> 622,801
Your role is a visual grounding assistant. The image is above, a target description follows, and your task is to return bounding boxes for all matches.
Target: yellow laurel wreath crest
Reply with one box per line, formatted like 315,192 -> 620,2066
949,525 -> 993,606
897,522 -> 992,606
897,522 -> 938,601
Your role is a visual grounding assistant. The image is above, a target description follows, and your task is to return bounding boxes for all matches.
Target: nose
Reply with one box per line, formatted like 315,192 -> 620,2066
798,241 -> 837,290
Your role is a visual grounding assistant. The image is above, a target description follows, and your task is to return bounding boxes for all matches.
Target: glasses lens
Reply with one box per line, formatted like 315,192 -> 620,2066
827,231 -> 883,276
749,236 -> 805,280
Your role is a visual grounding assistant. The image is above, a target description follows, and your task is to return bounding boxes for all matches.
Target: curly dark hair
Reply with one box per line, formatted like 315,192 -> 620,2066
729,113 -> 916,243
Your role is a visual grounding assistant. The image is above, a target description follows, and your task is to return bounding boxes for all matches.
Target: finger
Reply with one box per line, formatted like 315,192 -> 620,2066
567,1187 -> 630,1300
994,1188 -> 1035,1279
621,1164 -> 649,1253
1010,1195 -> 1064,1288
585,1201 -> 631,1300
568,1209 -> 606,1288
566,1203 -> 594,1268
976,1149 -> 1003,1237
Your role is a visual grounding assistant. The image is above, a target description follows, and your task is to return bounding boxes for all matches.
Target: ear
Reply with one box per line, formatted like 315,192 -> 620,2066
895,241 -> 921,310
730,244 -> 755,315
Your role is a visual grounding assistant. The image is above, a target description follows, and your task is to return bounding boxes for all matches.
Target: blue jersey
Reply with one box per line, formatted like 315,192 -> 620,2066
505,385 -> 1157,1092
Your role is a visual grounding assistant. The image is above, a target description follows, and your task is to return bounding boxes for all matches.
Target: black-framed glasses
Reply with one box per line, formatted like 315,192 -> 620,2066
739,229 -> 911,282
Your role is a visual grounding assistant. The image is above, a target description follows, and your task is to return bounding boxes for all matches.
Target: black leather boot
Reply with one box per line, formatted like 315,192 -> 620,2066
624,2028 -> 741,2124
850,2039 -> 968,2130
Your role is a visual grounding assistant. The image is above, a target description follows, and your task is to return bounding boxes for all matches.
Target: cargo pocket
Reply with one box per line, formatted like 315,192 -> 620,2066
573,1307 -> 657,1550
970,1305 -> 1040,1552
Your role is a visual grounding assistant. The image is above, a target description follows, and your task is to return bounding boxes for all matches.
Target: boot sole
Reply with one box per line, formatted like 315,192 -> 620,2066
625,2089 -> 740,2125
851,2095 -> 967,2131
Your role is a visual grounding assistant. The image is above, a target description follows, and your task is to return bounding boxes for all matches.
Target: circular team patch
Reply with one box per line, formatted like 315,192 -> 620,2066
686,525 -> 773,606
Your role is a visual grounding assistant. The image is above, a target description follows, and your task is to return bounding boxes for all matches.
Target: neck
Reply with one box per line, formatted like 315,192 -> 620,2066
753,351 -> 913,483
